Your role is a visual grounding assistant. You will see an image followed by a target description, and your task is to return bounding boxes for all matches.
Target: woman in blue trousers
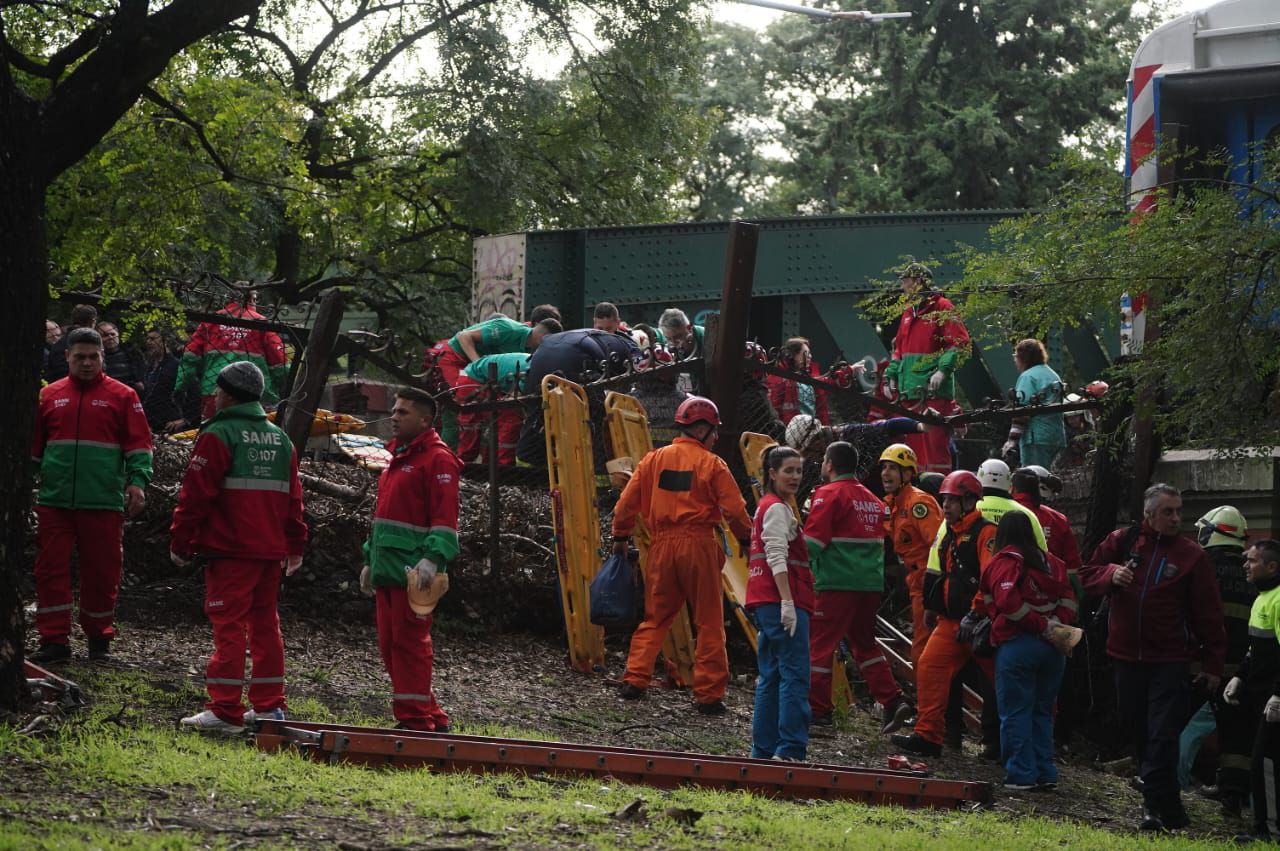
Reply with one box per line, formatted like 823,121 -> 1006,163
981,511 -> 1079,789
747,445 -> 814,761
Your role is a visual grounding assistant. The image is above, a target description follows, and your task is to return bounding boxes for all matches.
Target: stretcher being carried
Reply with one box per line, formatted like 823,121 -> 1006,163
603,392 -> 697,688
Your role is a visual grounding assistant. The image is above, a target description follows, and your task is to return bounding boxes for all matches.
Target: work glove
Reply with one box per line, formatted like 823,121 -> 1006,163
412,558 -> 438,590
1266,695 -> 1280,724
1223,676 -> 1244,706
779,600 -> 797,637
1001,438 -> 1019,459
359,565 -> 374,597
284,555 -> 303,576
955,610 -> 984,644
170,550 -> 190,568
928,370 -> 946,393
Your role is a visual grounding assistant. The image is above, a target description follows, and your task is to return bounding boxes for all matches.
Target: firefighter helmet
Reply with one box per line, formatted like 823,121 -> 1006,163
674,396 -> 721,427
1196,505 -> 1248,550
977,458 -> 1012,493
879,443 -> 919,474
939,470 -> 982,499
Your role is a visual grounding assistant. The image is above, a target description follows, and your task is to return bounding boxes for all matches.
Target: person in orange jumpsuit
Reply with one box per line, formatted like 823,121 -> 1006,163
892,469 -> 996,757
610,396 -> 752,715
880,443 -> 943,673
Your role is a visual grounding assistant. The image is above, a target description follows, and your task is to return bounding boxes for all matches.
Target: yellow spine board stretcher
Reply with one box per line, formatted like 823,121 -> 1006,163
168,408 -> 365,442
603,392 -> 697,689
739,432 -> 854,717
543,375 -> 606,674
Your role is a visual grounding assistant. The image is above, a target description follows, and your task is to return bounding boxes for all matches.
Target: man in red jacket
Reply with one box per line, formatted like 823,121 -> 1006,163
1081,483 -> 1227,832
31,327 -> 153,663
359,387 -> 461,732
172,362 -> 308,735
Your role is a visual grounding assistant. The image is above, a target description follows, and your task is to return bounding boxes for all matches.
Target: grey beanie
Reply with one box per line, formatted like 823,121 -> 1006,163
216,361 -> 265,402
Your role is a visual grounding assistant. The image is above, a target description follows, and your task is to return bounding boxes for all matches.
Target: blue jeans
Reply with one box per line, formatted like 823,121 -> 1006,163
750,603 -> 812,760
995,632 -> 1066,785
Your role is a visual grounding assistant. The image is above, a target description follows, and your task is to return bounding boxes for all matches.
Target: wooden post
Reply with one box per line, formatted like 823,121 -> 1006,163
281,290 -> 346,454
705,221 -> 759,462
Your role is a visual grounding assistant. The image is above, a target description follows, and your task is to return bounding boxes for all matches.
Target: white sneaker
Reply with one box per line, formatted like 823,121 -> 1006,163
180,709 -> 244,735
244,707 -> 285,723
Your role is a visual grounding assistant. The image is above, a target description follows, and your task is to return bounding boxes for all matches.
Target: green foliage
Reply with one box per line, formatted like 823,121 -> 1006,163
959,145 -> 1280,449
41,1 -> 707,342
685,0 -> 1161,216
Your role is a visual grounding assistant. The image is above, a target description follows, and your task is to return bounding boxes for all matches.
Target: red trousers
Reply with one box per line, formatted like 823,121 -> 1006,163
905,567 -> 932,677
495,408 -> 521,465
203,558 -> 287,724
625,534 -> 727,703
903,429 -> 953,475
34,506 -> 124,644
809,590 -> 902,716
438,348 -> 469,455
913,614 -> 994,745
376,586 -> 449,731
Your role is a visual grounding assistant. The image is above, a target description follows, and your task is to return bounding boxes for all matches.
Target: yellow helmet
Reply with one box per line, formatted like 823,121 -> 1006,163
879,443 -> 919,473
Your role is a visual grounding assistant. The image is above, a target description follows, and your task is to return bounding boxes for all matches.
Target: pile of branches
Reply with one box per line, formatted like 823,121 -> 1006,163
123,442 -> 564,630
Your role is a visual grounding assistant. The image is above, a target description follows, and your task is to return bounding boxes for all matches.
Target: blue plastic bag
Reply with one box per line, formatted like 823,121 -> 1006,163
589,550 -> 643,631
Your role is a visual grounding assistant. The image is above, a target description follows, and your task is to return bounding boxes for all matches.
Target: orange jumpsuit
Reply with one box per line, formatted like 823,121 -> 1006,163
913,510 -> 996,746
884,484 -> 943,673
612,436 -> 751,703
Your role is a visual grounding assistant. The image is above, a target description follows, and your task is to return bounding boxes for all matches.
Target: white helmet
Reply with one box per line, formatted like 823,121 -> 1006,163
785,414 -> 824,452
977,458 -> 1011,493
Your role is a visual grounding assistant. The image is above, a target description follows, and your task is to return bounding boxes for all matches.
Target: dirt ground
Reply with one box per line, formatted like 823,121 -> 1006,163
12,580 -> 1248,846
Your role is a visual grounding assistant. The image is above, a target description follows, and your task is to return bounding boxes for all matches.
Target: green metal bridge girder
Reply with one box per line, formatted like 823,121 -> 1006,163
517,210 -> 1117,404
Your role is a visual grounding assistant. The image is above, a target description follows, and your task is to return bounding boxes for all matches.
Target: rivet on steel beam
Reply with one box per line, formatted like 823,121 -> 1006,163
548,752 -> 558,763
597,756 -> 606,767
447,744 -> 455,755
646,759 -> 655,771
693,763 -> 702,775
498,747 -> 508,759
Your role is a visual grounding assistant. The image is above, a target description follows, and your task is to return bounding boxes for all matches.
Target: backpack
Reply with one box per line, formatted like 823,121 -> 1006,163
590,550 -> 644,632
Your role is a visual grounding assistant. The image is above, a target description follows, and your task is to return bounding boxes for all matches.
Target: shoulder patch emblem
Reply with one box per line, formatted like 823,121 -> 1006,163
912,503 -> 929,520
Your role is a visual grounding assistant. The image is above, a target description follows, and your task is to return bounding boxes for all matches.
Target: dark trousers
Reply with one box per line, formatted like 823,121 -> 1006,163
1213,694 -> 1259,798
1251,711 -> 1280,838
1114,659 -> 1191,810
945,660 -> 999,747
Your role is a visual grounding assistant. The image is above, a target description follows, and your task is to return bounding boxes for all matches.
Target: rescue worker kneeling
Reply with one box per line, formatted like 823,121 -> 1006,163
611,396 -> 752,715
893,470 -> 996,757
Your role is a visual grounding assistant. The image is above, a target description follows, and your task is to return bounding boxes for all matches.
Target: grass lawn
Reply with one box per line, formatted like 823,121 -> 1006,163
1,666 -> 1237,850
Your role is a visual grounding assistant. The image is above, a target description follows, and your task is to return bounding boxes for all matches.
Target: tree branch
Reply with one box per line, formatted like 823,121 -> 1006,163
141,85 -> 234,181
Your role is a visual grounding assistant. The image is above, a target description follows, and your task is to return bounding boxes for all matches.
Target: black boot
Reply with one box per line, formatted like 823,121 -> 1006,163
1160,800 -> 1190,830
1139,805 -> 1165,832
881,697 -> 914,735
891,733 -> 942,757
619,683 -> 646,700
88,638 -> 111,661
29,643 -> 71,664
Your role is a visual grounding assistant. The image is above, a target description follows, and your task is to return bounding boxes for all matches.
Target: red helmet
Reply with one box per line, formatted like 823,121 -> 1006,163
938,470 -> 982,499
674,396 -> 721,427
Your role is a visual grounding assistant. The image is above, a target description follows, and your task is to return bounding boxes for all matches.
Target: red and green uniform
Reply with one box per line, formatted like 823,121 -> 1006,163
441,319 -> 532,458
883,291 -> 970,402
456,353 -> 529,464
170,401 -> 307,726
362,428 -> 461,731
32,373 -> 153,645
176,303 -> 288,416
804,475 -> 900,715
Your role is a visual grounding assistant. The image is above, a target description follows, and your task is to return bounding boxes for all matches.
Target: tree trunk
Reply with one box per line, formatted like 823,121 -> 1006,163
0,110 -> 48,712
